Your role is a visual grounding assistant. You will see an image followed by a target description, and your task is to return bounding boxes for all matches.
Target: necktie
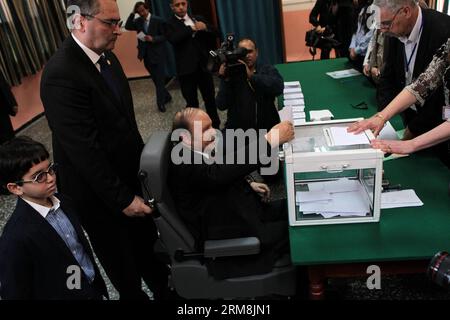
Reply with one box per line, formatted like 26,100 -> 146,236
97,55 -> 121,102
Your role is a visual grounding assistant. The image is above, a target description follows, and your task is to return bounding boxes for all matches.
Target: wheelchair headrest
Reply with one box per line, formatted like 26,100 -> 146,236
140,131 -> 196,252
140,131 -> 172,201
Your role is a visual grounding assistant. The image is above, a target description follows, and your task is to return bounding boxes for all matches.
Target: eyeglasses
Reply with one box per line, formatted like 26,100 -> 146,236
379,7 -> 404,30
81,13 -> 123,28
16,163 -> 58,185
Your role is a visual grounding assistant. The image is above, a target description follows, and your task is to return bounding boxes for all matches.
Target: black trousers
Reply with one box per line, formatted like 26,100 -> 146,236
81,209 -> 169,300
178,69 -> 220,128
144,58 -> 171,108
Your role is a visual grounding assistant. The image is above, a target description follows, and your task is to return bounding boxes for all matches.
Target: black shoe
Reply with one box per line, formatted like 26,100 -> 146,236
158,104 -> 166,112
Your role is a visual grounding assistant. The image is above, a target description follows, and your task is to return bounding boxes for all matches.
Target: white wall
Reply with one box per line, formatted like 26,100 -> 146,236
117,0 -> 135,19
282,0 -> 315,11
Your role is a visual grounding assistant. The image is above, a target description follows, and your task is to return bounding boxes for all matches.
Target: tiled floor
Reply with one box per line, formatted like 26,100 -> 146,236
1,77 -> 449,300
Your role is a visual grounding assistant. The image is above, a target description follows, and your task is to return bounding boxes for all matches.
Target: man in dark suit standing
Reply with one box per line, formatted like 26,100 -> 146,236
41,0 -> 168,300
166,0 -> 221,128
376,0 -> 450,141
125,1 -> 171,112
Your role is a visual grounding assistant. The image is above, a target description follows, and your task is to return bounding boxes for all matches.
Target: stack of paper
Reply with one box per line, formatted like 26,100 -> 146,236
381,189 -> 423,209
326,69 -> 361,79
284,81 -> 306,126
296,178 -> 370,218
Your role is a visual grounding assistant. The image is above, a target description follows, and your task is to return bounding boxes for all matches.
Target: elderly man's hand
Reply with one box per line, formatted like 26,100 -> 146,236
250,182 -> 271,203
266,121 -> 294,147
123,196 -> 152,217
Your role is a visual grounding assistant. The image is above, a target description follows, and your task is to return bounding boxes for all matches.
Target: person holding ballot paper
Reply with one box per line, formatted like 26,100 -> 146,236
348,39 -> 450,160
125,1 -> 171,112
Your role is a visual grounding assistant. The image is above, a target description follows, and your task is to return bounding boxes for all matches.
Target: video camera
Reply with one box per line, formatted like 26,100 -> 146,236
305,28 -> 340,57
207,33 -> 248,78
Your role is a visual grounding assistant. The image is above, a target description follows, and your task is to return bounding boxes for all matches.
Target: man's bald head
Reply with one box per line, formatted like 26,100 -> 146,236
172,108 -> 203,133
172,108 -> 215,151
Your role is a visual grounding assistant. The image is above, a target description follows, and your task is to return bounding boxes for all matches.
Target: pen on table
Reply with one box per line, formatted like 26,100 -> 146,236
382,184 -> 402,192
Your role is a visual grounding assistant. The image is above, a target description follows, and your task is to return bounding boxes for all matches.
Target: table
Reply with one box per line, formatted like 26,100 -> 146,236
276,58 -> 450,299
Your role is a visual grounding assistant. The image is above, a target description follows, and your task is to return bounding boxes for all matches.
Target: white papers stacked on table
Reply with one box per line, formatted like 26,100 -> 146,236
283,81 -> 306,126
381,189 -> 423,209
296,178 -> 370,218
326,68 -> 361,79
310,110 -> 334,121
324,126 -> 370,147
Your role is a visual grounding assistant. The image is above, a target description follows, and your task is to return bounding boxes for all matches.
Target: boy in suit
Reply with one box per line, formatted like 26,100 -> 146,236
0,137 -> 107,300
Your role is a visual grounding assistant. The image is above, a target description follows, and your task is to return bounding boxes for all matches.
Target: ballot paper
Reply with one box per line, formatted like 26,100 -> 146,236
298,190 -> 370,216
296,191 -> 332,203
296,179 -> 370,218
294,119 -> 306,126
284,99 -> 305,106
326,69 -> 361,79
309,110 -> 334,121
381,189 -> 424,209
325,126 -> 370,146
378,121 -> 399,140
307,178 -> 361,193
293,112 -> 306,119
279,106 -> 293,122
284,93 -> 304,100
284,81 -> 301,88
137,32 -> 146,41
284,87 -> 302,94
292,106 -> 305,112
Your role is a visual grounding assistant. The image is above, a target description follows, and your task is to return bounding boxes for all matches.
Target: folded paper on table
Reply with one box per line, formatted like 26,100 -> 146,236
381,189 -> 423,209
310,110 -> 334,121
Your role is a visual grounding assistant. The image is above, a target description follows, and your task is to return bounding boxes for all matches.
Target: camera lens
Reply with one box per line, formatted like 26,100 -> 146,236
427,251 -> 450,288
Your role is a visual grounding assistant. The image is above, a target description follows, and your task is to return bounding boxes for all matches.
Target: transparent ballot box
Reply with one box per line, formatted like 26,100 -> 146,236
282,119 -> 383,226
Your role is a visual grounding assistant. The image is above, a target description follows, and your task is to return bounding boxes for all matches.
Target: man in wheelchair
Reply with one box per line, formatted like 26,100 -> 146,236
169,108 -> 294,280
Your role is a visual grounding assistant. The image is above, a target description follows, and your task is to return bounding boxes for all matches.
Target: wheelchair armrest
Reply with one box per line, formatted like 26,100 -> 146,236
203,237 -> 260,258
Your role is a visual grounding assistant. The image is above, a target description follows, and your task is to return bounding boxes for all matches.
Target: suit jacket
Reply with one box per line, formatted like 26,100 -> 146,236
166,15 -> 218,76
0,196 -> 107,300
41,35 -> 144,222
378,9 -> 450,135
125,13 -> 167,64
0,73 -> 17,116
169,141 -> 288,279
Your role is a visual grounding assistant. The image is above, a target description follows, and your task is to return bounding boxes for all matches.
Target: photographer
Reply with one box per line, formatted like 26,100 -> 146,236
215,38 -> 283,131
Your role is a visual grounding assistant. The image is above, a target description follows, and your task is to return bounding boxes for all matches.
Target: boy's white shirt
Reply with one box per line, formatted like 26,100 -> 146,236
22,195 -> 60,219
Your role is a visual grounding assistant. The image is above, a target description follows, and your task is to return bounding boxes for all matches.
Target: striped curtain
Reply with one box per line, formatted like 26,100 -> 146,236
0,0 -> 68,86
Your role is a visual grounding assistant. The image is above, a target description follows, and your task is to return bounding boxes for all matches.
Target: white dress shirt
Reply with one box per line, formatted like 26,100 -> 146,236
72,33 -> 103,72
